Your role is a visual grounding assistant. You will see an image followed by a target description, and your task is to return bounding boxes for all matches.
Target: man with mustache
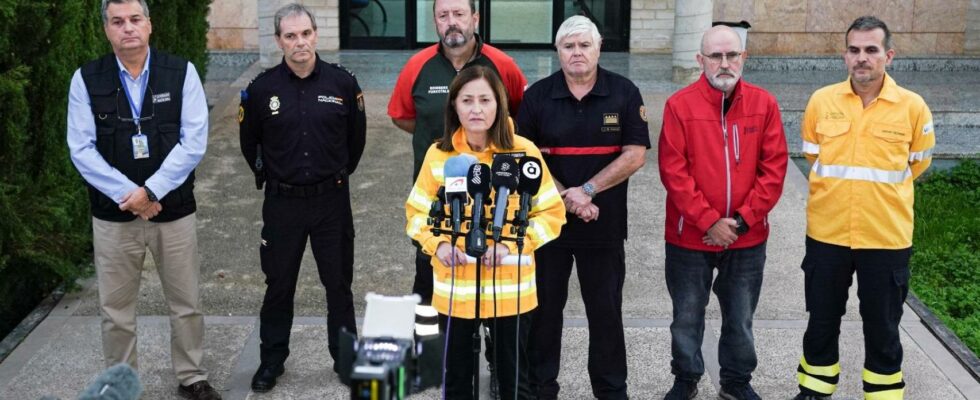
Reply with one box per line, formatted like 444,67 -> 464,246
793,16 -> 934,400
658,25 -> 788,400
388,0 -> 526,319
67,1 -> 218,398
239,3 -> 366,393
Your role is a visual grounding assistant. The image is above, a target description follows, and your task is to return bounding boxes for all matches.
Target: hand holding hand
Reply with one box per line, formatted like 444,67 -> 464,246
560,186 -> 593,216
703,218 -> 738,247
576,203 -> 600,222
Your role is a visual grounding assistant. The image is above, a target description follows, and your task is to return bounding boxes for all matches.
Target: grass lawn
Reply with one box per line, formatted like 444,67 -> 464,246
910,160 -> 980,356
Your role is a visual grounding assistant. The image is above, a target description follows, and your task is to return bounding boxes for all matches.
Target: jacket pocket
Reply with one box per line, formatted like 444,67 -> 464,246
870,122 -> 913,169
815,120 -> 850,139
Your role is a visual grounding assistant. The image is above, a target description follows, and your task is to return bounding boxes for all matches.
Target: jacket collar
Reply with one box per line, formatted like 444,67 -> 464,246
836,72 -> 900,103
695,72 -> 744,106
550,66 -> 610,99
280,54 -> 322,80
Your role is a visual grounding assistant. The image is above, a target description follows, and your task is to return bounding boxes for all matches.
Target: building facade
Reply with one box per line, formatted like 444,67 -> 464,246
208,0 -> 980,62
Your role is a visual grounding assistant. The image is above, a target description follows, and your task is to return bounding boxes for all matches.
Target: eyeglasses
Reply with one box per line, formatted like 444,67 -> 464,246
116,86 -> 155,124
701,51 -> 743,64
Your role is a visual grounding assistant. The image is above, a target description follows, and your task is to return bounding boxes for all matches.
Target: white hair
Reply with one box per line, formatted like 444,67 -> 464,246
555,15 -> 602,49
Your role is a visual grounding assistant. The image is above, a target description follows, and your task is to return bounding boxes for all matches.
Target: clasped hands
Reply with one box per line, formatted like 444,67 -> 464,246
560,186 -> 599,222
119,187 -> 162,220
703,218 -> 738,247
436,242 -> 510,267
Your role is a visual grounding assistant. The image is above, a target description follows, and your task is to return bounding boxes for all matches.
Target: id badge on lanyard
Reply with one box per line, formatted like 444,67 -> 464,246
132,125 -> 149,159
122,74 -> 150,159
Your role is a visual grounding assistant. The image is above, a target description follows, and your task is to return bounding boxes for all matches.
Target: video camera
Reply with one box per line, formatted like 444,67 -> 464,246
337,293 -> 442,399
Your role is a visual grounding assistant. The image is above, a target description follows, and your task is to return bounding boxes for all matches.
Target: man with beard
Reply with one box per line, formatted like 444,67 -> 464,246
658,25 -> 788,400
793,16 -> 934,400
388,0 -> 526,308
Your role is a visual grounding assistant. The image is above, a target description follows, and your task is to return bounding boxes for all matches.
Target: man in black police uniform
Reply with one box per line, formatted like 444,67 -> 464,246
517,16 -> 649,400
239,3 -> 366,393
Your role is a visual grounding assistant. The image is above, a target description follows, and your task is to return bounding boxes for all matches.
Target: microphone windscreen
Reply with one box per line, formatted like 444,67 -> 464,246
444,154 -> 478,196
444,154 -> 477,179
467,163 -> 492,196
517,156 -> 543,194
77,363 -> 142,400
490,156 -> 519,190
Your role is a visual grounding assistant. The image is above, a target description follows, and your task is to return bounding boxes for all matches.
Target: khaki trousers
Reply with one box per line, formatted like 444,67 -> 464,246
92,213 -> 207,385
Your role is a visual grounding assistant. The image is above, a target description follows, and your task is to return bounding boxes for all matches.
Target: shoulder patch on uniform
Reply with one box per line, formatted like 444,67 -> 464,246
248,68 -> 274,86
330,62 -> 356,78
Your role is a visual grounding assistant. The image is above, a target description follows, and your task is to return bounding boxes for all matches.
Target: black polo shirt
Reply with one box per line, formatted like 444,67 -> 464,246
516,66 -> 650,247
240,56 -> 367,186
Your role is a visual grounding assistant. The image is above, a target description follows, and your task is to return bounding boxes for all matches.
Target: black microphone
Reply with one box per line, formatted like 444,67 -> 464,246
428,186 -> 446,235
515,156 -> 543,232
490,156 -> 519,242
465,163 -> 491,257
444,154 -> 478,236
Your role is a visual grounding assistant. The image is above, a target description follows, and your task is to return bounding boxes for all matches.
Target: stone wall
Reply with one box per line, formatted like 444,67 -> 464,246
206,0 -> 973,56
629,0 -> 675,53
715,0 -> 971,55
208,0 -> 258,50
966,0 -> 980,54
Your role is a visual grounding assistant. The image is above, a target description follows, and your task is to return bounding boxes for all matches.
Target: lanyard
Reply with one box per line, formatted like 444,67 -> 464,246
120,70 -> 149,131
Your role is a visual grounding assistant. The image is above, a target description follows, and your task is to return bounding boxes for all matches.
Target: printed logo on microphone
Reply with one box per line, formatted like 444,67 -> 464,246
501,162 -> 511,172
446,177 -> 466,193
521,160 -> 541,180
470,167 -> 483,185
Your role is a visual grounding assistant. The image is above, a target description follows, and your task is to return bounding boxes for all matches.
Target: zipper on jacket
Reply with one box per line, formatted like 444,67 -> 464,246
721,92 -> 732,218
733,123 -> 741,166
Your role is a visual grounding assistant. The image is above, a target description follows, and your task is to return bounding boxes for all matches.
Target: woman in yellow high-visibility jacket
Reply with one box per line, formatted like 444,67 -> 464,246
405,65 -> 565,399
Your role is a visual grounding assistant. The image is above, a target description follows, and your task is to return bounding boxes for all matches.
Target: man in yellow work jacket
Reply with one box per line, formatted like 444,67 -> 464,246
794,16 -> 935,400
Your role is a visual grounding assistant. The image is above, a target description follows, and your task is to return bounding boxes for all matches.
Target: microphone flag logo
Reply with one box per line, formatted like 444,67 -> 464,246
446,177 -> 466,193
522,160 -> 541,180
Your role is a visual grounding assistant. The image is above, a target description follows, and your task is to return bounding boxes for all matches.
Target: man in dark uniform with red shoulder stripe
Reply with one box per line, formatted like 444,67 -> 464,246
516,16 -> 649,400
388,0 -> 526,305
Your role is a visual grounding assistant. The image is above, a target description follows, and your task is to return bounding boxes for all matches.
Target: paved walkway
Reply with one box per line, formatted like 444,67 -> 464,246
1,51 -> 978,400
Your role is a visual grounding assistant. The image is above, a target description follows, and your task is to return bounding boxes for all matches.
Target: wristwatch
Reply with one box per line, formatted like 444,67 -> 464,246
582,182 -> 597,198
734,213 -> 749,235
144,187 -> 158,203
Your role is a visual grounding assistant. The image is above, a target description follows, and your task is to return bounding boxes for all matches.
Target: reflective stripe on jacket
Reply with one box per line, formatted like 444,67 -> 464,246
405,124 -> 566,318
801,74 -> 934,249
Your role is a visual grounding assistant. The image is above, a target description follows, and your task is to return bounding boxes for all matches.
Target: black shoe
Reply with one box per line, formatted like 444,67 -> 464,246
251,364 -> 285,393
664,378 -> 698,400
178,380 -> 222,400
718,383 -> 761,400
792,394 -> 831,400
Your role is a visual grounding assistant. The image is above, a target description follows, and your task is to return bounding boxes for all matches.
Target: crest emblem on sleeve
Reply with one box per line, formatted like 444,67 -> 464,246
639,105 -> 648,122
238,105 -> 244,124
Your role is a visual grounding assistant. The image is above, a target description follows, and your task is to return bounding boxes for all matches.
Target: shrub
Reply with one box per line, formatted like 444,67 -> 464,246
911,160 -> 980,355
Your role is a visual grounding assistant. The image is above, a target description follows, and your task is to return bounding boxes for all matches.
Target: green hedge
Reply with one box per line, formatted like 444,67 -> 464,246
0,0 -> 211,340
910,160 -> 980,355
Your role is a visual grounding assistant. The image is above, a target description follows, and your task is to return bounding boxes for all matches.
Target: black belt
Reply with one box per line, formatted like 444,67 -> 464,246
267,172 -> 347,198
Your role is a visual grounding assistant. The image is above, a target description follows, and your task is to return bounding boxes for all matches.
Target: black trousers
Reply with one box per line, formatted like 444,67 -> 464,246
440,313 -> 534,400
798,237 -> 910,396
258,185 -> 357,368
529,243 -> 628,400
412,242 -> 433,304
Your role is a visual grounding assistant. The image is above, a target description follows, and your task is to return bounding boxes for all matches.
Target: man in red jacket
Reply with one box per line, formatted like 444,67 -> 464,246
658,25 -> 788,400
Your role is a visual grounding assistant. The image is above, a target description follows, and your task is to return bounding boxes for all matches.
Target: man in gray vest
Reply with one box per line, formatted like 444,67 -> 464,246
66,1 -> 217,399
